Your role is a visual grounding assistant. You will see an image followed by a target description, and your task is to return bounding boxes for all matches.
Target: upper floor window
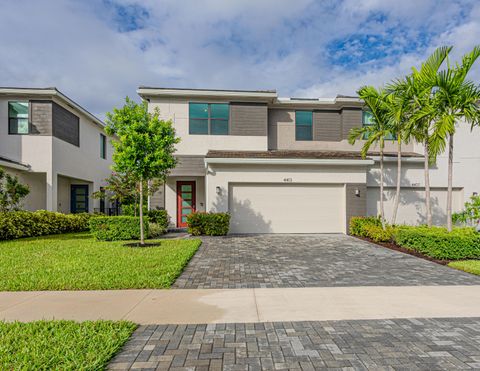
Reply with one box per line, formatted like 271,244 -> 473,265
100,133 -> 107,159
8,101 -> 29,134
295,111 -> 313,141
189,103 -> 229,135
362,110 -> 396,140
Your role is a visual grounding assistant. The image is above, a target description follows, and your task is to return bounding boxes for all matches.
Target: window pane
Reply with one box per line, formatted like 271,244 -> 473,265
362,111 -> 373,125
210,104 -> 229,119
189,119 -> 208,134
181,185 -> 192,191
189,103 -> 208,118
182,200 -> 192,207
181,192 -> 191,200
211,119 -> 228,135
9,102 -> 28,119
181,216 -> 187,223
183,209 -> 192,215
9,118 -> 29,134
296,125 -> 312,141
296,111 -> 312,125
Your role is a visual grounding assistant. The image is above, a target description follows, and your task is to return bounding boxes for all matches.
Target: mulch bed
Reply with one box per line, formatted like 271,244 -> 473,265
353,236 -> 451,266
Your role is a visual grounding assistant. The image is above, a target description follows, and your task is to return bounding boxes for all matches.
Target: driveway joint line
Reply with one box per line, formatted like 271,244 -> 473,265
120,289 -> 153,321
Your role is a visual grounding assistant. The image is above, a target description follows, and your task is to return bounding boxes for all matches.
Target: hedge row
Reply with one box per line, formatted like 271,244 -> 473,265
186,212 -> 230,236
349,216 -> 480,260
89,216 -> 149,241
0,211 -> 93,240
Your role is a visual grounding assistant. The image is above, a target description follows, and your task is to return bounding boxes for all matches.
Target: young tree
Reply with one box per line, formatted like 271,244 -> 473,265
428,46 -> 480,231
105,98 -> 179,245
349,86 -> 394,229
0,168 -> 30,212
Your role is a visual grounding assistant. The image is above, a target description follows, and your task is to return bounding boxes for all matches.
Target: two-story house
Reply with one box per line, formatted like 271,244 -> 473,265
139,87 -> 479,234
0,87 -> 113,213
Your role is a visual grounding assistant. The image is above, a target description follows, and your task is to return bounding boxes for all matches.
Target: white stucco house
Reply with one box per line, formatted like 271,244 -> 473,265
138,87 -> 480,234
0,87 -> 113,214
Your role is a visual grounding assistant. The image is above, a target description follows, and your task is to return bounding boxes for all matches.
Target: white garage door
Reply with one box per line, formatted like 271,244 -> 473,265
367,187 -> 463,225
229,183 -> 344,234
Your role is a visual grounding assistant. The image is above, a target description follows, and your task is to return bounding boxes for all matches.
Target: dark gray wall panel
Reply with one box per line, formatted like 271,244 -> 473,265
30,101 -> 52,135
170,155 -> 206,176
230,103 -> 268,136
313,110 -> 341,141
345,183 -> 367,232
342,108 -> 362,139
52,102 -> 80,146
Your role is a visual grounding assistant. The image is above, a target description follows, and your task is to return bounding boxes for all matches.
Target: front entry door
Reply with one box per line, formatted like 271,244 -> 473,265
71,185 -> 89,213
177,181 -> 196,227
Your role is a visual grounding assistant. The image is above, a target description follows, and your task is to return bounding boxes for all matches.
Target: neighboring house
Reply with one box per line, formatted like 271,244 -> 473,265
138,87 -> 480,234
0,87 -> 113,213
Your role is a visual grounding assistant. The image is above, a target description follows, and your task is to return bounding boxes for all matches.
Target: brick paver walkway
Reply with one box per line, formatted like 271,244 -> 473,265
108,317 -> 480,370
173,234 -> 480,289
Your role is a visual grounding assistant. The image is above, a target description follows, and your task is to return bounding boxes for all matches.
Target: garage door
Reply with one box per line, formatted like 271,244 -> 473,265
229,183 -> 344,234
367,187 -> 463,225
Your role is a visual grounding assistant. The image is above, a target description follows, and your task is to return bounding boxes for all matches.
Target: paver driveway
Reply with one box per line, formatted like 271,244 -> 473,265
173,234 -> 480,289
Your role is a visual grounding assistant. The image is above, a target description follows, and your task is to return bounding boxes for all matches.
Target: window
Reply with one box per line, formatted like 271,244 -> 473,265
295,111 -> 313,141
100,133 -> 107,159
8,101 -> 29,134
362,110 -> 396,140
189,103 -> 229,135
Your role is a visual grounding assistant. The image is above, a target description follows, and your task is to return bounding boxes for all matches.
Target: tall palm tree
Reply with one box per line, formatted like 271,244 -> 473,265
429,46 -> 480,231
349,86 -> 394,229
401,46 -> 453,227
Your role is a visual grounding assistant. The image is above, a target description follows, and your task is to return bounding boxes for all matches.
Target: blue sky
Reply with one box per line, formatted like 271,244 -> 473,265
1,0 -> 479,118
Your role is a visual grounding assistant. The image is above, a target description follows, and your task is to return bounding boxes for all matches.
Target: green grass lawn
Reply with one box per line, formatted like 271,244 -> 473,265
0,320 -> 136,370
448,260 -> 480,276
0,233 -> 201,291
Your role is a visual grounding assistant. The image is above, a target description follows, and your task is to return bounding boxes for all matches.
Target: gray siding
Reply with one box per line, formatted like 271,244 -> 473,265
30,101 -> 52,135
342,108 -> 362,139
170,155 -> 206,176
313,110 -> 341,141
52,102 -> 80,146
345,183 -> 367,233
230,103 -> 268,136
149,184 -> 165,209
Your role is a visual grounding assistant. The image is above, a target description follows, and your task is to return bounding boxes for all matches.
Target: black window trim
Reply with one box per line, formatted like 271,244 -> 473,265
189,102 -> 229,136
8,100 -> 30,135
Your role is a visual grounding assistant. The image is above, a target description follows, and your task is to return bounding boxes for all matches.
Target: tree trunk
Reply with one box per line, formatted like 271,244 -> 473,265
446,133 -> 454,232
380,144 -> 386,230
391,137 -> 402,225
424,139 -> 432,227
139,179 -> 145,245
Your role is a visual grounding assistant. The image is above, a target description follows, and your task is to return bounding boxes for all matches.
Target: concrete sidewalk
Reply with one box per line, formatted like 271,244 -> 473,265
2,285 -> 480,324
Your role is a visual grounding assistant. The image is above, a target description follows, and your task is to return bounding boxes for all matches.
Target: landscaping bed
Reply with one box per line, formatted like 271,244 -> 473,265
0,320 -> 136,370
349,217 -> 480,273
0,232 -> 201,291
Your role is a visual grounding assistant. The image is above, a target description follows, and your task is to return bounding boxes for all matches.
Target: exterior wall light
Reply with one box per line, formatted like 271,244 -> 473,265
474,192 -> 478,197
216,186 -> 222,195
355,188 -> 361,197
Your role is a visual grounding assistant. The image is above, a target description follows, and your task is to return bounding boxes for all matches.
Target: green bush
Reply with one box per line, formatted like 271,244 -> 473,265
89,216 -> 149,241
349,216 -> 382,237
363,224 -> 395,243
394,226 -> 480,260
186,212 -> 230,236
121,204 -> 148,217
148,222 -> 166,238
146,209 -> 170,229
0,211 -> 94,240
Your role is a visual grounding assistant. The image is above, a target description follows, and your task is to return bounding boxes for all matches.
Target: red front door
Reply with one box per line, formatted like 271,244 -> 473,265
177,181 -> 196,227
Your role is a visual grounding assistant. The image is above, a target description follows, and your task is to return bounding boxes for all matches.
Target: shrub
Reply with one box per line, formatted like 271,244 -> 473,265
146,209 -> 170,229
363,224 -> 395,243
0,211 -> 94,240
148,223 -> 166,238
186,212 -> 230,236
394,226 -> 480,260
349,216 -> 382,237
121,204 -> 147,217
89,216 -> 149,241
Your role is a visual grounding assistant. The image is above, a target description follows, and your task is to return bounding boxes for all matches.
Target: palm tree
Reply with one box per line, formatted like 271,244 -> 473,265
400,46 -> 453,227
349,86 -> 394,229
428,46 -> 480,231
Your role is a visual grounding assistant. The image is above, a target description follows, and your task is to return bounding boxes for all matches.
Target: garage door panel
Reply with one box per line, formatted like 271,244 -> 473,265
229,183 -> 344,234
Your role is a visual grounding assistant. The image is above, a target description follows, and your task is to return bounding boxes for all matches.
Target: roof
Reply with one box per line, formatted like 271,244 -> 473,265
206,150 -> 423,160
0,155 -> 30,171
0,87 -> 105,128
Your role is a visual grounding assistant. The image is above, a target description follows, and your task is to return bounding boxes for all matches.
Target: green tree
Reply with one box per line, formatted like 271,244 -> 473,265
0,168 -> 30,212
349,86 -> 394,229
105,98 -> 179,244
427,46 -> 480,231
452,194 -> 480,226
